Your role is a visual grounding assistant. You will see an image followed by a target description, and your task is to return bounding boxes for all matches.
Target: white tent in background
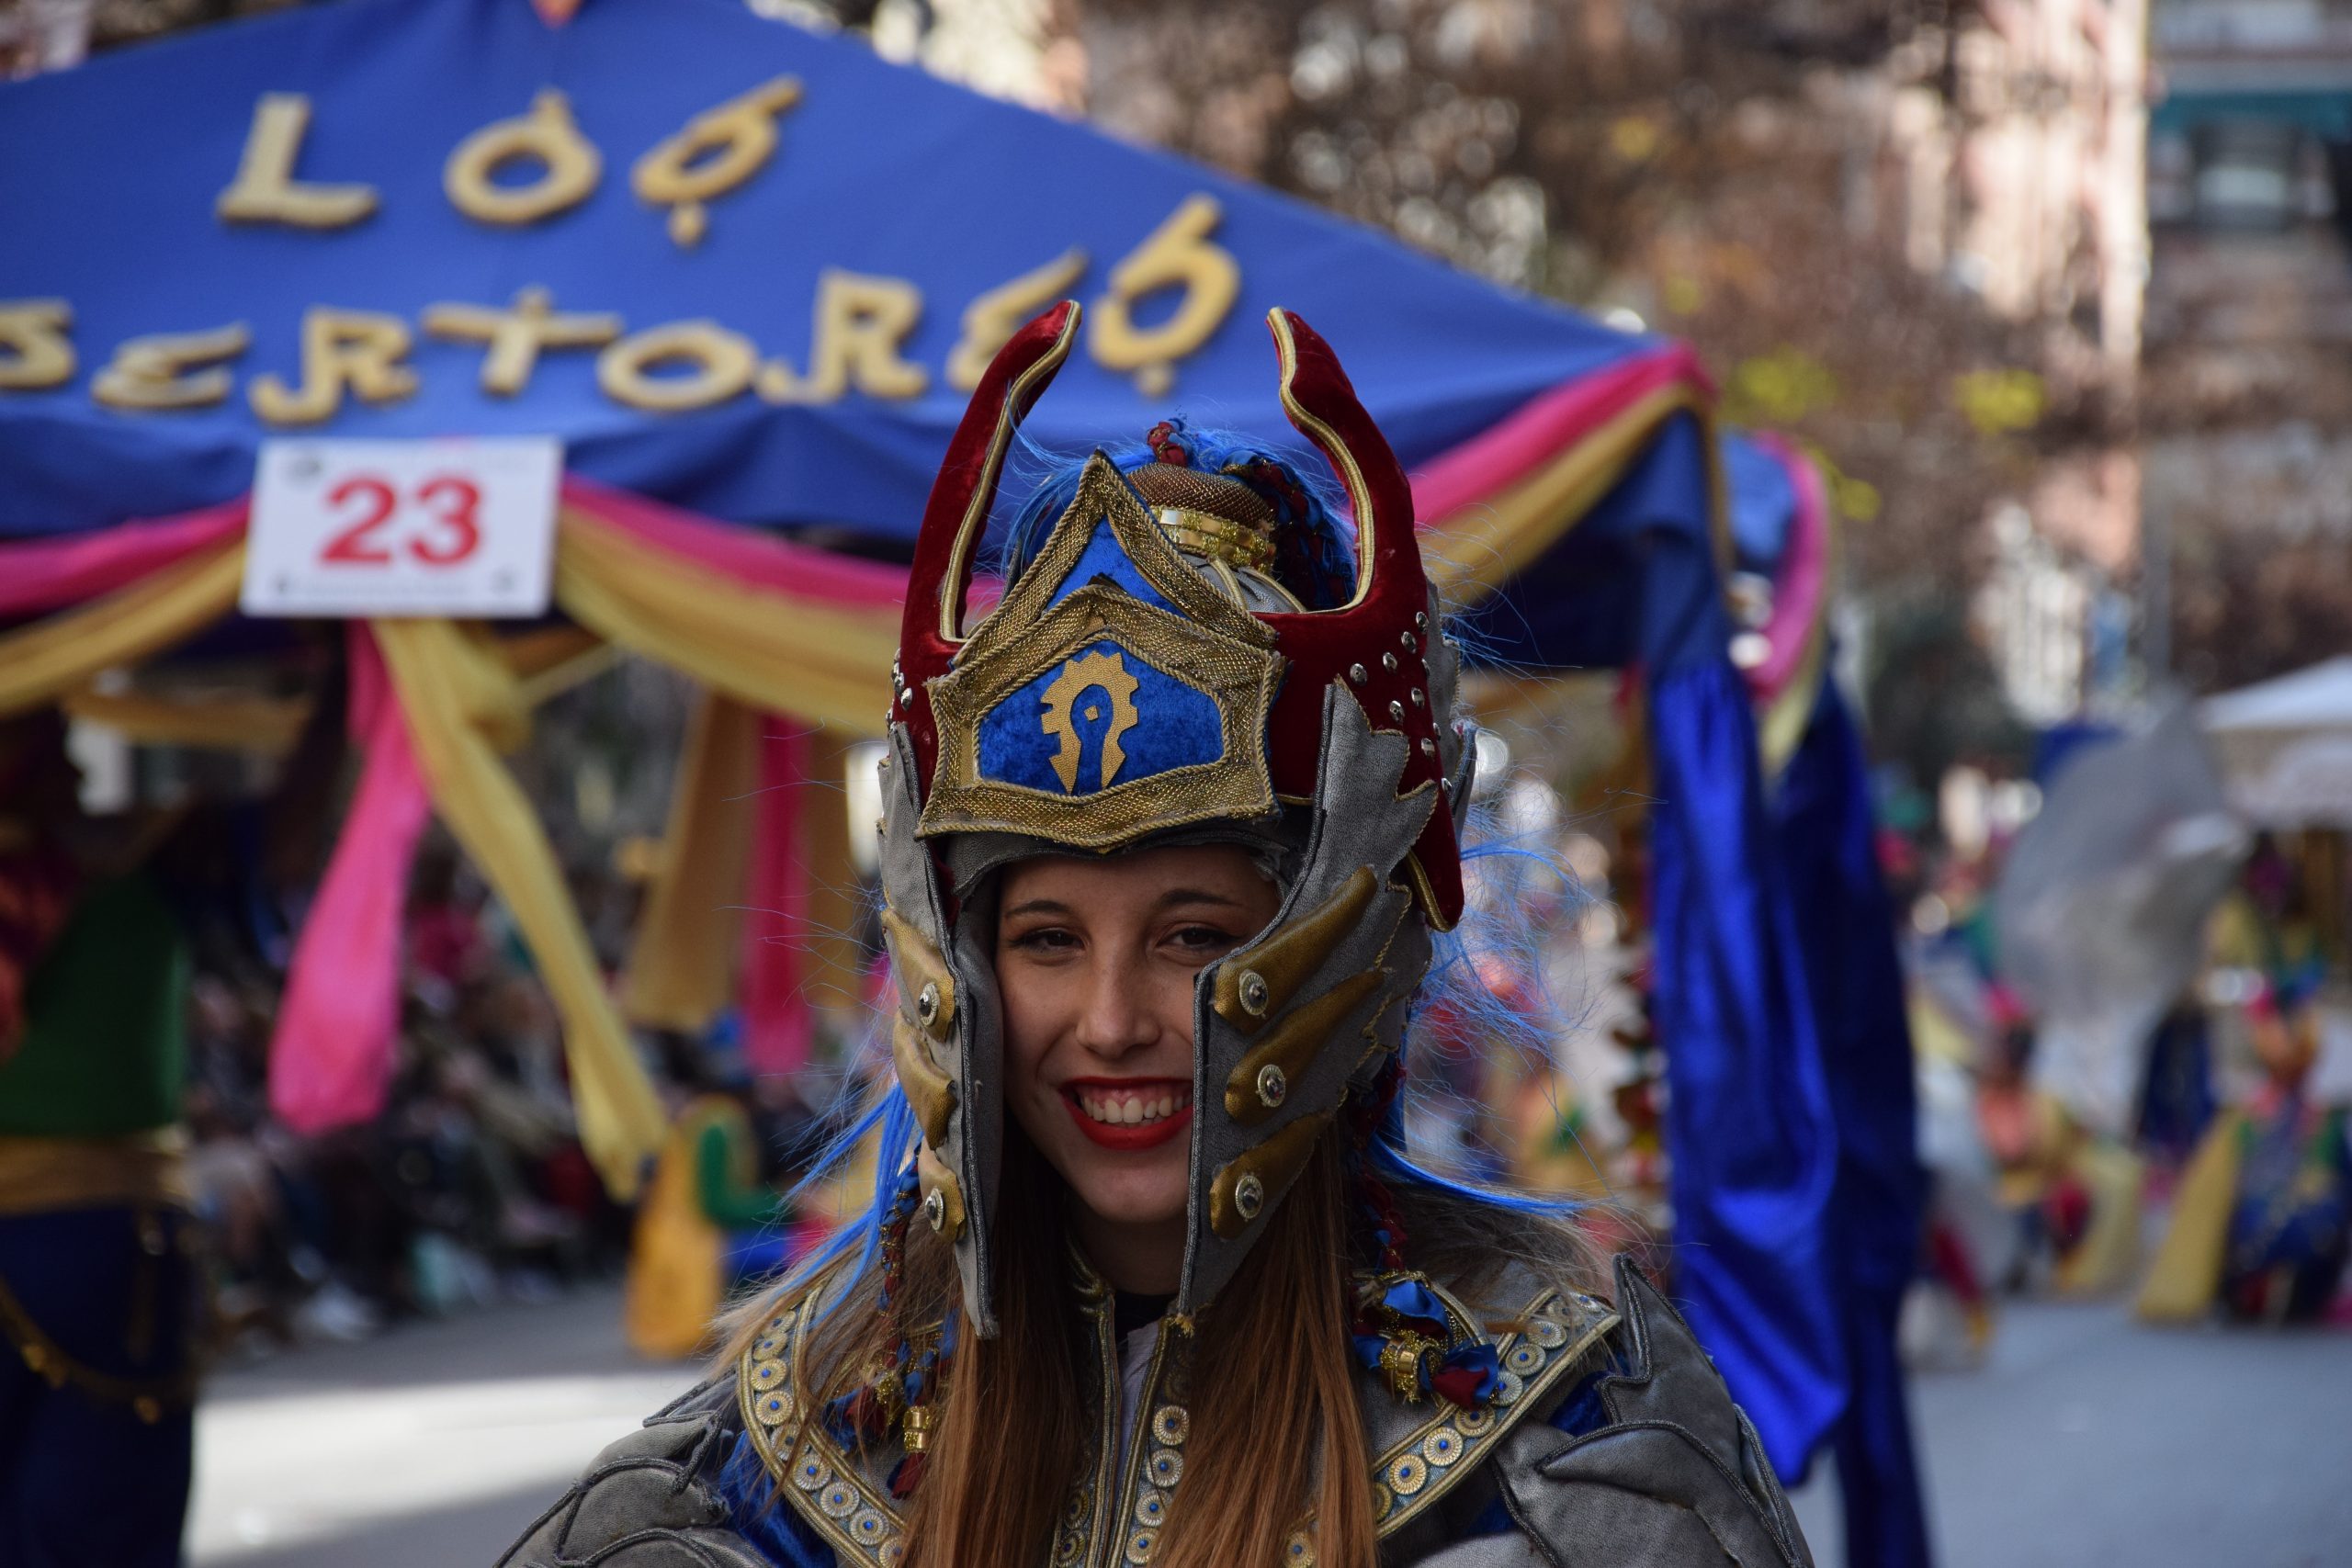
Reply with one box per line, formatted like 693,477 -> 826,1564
2203,656 -> 2352,828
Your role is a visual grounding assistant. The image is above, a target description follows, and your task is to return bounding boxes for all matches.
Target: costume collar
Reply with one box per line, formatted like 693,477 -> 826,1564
739,1259 -> 1616,1567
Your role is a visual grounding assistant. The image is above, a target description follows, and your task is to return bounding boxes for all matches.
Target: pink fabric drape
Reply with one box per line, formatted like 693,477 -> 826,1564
1744,434 -> 1830,703
0,499 -> 249,616
561,476 -> 1008,616
266,623 -> 433,1132
738,722 -> 814,1077
1409,346 -> 1707,525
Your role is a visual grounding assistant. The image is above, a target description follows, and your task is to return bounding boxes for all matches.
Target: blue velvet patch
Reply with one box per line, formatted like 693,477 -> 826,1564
1042,520 -> 1178,615
977,638 -> 1225,795
1463,1361 -> 1621,1538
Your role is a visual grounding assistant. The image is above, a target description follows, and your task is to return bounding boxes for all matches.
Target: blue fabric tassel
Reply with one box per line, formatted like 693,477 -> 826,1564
1772,678 -> 1933,1567
1645,650 -> 1847,1478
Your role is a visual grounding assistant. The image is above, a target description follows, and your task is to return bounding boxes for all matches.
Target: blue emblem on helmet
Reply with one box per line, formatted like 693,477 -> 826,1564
976,639 -> 1225,796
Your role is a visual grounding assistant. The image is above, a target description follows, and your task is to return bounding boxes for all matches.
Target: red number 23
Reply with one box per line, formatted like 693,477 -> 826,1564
318,473 -> 484,568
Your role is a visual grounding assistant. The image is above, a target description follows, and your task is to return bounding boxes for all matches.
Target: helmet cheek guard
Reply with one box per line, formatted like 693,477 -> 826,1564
877,302 -> 1473,1330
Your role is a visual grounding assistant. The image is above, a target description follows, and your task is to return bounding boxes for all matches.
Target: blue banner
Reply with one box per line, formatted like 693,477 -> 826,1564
0,0 -> 1649,539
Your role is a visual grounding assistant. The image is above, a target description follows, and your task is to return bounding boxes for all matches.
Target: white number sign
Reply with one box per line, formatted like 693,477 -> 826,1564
243,437 -> 562,618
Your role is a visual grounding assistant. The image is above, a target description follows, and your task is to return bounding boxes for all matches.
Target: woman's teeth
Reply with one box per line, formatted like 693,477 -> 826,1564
1075,1088 -> 1191,1125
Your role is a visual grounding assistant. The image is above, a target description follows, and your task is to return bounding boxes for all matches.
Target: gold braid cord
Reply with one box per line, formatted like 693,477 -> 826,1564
0,1270 -> 196,1424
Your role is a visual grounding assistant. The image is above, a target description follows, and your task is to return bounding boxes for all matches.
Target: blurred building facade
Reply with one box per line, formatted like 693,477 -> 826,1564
2143,0 -> 2352,692
1869,0 -> 2150,722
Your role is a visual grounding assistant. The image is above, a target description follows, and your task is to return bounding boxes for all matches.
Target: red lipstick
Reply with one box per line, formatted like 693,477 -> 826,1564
1060,1079 -> 1193,1152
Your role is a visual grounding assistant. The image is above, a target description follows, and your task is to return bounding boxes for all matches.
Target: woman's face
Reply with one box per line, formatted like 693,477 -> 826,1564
996,842 -> 1281,1245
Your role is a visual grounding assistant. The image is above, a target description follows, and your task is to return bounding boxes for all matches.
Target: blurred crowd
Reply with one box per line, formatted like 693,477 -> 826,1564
179,872 -> 616,1350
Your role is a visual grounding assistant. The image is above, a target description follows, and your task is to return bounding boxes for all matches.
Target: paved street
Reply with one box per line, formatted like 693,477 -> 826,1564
189,1286 -> 2352,1567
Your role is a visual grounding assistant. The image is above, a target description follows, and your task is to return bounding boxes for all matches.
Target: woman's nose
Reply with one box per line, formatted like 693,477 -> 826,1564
1071,950 -> 1156,1057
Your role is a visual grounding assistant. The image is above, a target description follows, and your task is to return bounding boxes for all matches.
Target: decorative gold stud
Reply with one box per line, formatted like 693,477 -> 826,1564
1233,1172 -> 1265,1221
1256,1064 -> 1287,1109
1237,970 -> 1270,1017
923,1188 -> 948,1234
916,982 -> 941,1029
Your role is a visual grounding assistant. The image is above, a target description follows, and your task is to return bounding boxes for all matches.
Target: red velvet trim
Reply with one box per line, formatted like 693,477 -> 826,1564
1261,311 -> 1464,925
895,300 -> 1080,793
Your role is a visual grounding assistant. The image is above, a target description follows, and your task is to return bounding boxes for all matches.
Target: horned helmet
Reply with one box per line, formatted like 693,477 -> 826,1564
877,301 -> 1475,1330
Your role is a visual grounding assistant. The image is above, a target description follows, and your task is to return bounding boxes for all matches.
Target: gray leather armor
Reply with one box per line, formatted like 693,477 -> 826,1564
499,1258 -> 1811,1568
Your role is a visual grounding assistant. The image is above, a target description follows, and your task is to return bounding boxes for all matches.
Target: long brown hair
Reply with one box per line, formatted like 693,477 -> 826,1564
722,1125 -> 1608,1568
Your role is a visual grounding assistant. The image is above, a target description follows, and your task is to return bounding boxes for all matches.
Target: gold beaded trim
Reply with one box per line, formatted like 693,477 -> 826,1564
739,1289 -> 910,1568
1367,1284 -> 1614,1538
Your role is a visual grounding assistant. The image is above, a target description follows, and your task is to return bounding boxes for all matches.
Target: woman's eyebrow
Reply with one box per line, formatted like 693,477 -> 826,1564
1157,888 -> 1247,911
1001,897 -> 1076,920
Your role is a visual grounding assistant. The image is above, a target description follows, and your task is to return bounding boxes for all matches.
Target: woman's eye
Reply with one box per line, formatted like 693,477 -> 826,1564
1168,925 -> 1238,955
1009,927 -> 1078,953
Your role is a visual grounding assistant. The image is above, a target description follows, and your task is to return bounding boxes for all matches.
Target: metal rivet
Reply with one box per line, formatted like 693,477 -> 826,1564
917,982 -> 941,1028
1441,775 -> 1455,795
899,686 -> 915,706
1415,611 -> 1430,631
1234,1172 -> 1265,1221
1388,700 -> 1407,723
1256,1064 -> 1287,1109
1381,652 -> 1399,673
1348,663 -> 1368,684
923,1188 -> 948,1234
1420,738 -> 1437,757
1237,970 -> 1270,1017
1400,631 -> 1417,652
1410,689 -> 1425,708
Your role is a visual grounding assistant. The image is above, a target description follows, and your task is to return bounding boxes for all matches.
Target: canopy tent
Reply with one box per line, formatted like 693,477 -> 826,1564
0,0 -> 1915,1521
2203,656 -> 2352,828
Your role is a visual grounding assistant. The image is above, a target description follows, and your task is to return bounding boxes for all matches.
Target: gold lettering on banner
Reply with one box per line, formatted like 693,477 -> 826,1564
597,320 -> 759,412
216,95 -> 380,230
947,249 -> 1088,391
93,323 -> 252,411
249,309 -> 418,425
424,288 -> 622,396
1090,194 -> 1240,397
0,300 -> 75,390
759,271 -> 927,404
632,75 -> 804,249
446,89 -> 604,226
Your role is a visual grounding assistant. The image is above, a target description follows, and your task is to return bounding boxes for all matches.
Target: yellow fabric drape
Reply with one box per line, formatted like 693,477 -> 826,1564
623,690 -> 760,1032
623,1098 -> 737,1359
371,617 -> 666,1197
797,724 -> 869,1020
2136,1112 -> 2245,1323
0,543 -> 246,720
1423,388 -> 1707,606
553,507 -> 898,736
1756,623 -> 1828,779
60,686 -> 309,754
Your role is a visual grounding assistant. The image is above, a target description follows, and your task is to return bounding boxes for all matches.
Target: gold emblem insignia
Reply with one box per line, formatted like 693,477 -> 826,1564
1041,649 -> 1141,793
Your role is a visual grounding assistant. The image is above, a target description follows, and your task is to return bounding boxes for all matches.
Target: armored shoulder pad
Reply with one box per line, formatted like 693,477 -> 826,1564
1463,1257 -> 1815,1568
498,1377 -> 773,1568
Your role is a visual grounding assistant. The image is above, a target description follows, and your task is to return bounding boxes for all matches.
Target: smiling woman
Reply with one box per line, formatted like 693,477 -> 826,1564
501,304 -> 1813,1568
997,846 -> 1278,1292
